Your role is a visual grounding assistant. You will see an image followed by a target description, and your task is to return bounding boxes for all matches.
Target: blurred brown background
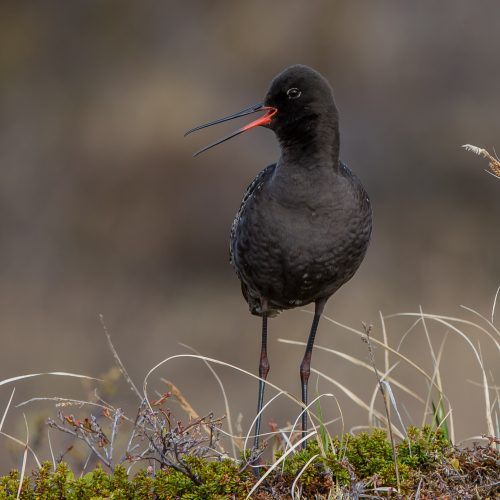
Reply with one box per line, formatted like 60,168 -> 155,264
0,1 -> 499,471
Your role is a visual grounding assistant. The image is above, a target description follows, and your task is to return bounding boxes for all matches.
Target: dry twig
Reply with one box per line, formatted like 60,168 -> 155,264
462,144 -> 500,179
362,323 -> 401,494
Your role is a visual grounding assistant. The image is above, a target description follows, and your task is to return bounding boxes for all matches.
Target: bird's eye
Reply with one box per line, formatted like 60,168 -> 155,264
286,88 -> 301,99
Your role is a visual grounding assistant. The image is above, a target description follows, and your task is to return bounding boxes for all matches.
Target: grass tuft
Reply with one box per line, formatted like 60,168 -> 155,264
1,294 -> 498,497
2,428 -> 497,498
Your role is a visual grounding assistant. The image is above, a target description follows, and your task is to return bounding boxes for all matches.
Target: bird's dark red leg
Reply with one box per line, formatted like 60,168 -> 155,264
254,300 -> 269,451
300,298 -> 327,447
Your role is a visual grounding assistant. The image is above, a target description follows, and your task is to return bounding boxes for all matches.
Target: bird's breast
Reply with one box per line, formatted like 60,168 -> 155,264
231,170 -> 371,308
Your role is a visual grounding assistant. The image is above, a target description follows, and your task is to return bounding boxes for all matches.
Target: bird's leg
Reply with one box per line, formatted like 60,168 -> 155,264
299,298 -> 327,447
254,299 -> 269,452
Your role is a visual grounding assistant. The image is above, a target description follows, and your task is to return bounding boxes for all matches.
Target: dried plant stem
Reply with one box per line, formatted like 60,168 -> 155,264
0,388 -> 15,432
99,314 -> 142,400
17,414 -> 29,500
462,144 -> 500,179
161,379 -> 220,447
48,417 -> 112,469
106,408 -> 123,468
363,323 -> 401,494
158,380 -> 195,418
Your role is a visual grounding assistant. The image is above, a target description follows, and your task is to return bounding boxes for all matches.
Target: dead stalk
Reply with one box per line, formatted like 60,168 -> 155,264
363,323 -> 401,494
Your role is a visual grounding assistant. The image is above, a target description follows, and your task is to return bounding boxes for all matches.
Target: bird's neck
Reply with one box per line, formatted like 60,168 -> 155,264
269,119 -> 343,208
278,117 -> 340,169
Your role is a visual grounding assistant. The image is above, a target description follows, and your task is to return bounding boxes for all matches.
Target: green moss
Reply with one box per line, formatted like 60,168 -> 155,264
176,456 -> 254,499
274,425 -> 452,495
0,460 -> 255,499
398,425 -> 450,469
344,428 -> 394,480
130,469 -> 154,499
276,440 -> 350,495
337,425 -> 450,492
1,427 -> 486,499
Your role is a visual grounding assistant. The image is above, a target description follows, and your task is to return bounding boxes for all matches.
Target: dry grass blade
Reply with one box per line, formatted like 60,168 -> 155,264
291,453 -> 319,500
0,431 -> 41,468
462,144 -> 500,179
316,313 -> 455,407
161,379 -> 199,420
419,308 -> 454,440
160,378 -> 226,455
460,304 -> 500,340
179,342 -> 233,456
100,314 -> 142,400
16,397 -> 114,411
422,334 -> 452,435
363,325 -> 400,493
279,338 -> 425,404
142,353 -> 327,467
462,144 -> 490,158
17,414 -> 29,500
311,367 -> 405,439
466,379 -> 500,390
492,286 -> 500,325
435,406 -> 453,430
379,311 -> 390,381
383,381 -> 407,438
388,312 -> 495,437
47,429 -> 56,471
216,411 -> 340,443
283,393 -> 341,460
0,388 -> 15,432
245,430 -> 317,500
0,372 -> 100,387
81,451 -> 93,477
387,311 -> 499,349
458,434 -> 495,444
143,354 -> 303,415
415,476 -> 423,499
368,362 -> 399,428
243,391 -> 285,453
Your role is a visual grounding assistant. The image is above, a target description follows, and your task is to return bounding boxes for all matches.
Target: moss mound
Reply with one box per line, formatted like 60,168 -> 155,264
1,427 -> 498,499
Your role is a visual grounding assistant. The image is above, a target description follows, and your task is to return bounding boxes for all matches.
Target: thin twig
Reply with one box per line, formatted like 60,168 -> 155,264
99,314 -> 142,400
16,414 -> 29,500
363,323 -> 401,493
0,388 -> 15,432
462,144 -> 500,179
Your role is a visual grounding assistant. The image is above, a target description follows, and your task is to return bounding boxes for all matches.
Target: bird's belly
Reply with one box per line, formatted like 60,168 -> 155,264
232,201 -> 371,310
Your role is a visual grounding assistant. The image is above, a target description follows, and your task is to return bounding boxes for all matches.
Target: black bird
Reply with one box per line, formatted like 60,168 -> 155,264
186,65 -> 372,451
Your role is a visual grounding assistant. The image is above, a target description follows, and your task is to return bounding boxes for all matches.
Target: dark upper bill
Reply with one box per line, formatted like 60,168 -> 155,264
185,103 -> 277,157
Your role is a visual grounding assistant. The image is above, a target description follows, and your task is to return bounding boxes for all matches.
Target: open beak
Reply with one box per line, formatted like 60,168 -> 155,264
185,103 -> 277,157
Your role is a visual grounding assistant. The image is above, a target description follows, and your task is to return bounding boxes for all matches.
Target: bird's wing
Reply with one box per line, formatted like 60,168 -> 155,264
229,163 -> 276,266
339,160 -> 372,211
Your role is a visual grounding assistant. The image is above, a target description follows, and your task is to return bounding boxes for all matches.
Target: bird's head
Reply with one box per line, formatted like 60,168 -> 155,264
264,65 -> 338,145
185,65 -> 338,156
